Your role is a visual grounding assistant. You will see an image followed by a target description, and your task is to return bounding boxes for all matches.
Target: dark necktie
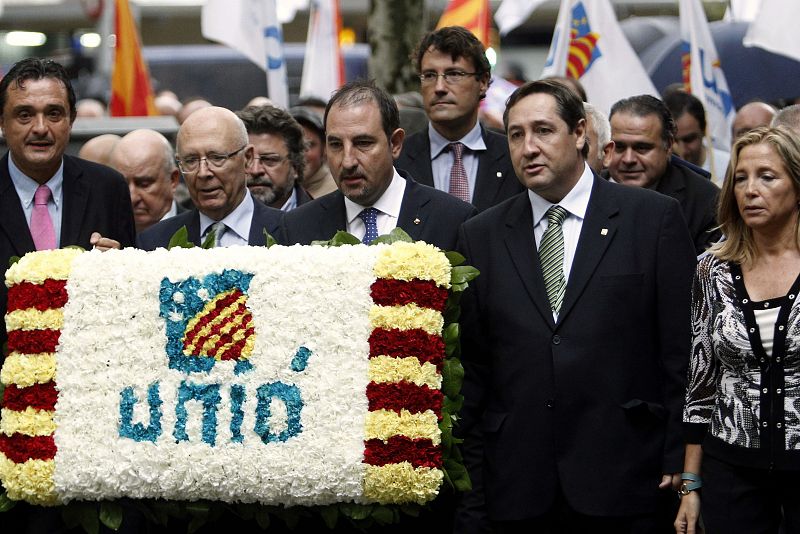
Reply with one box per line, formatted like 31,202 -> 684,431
358,207 -> 379,244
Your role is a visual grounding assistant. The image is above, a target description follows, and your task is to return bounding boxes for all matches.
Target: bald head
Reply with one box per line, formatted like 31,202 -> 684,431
732,102 -> 776,143
176,106 -> 253,221
177,98 -> 212,124
78,134 -> 121,165
110,129 -> 179,233
771,104 -> 800,134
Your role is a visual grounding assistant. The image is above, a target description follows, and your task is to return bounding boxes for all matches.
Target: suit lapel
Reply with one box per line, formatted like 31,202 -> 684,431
187,210 -> 202,246
503,194 -> 556,329
60,156 -> 90,247
473,128 -> 505,207
557,177 -> 619,325
396,176 -> 430,242
322,191 -> 349,239
0,154 -> 35,255
404,134 -> 434,187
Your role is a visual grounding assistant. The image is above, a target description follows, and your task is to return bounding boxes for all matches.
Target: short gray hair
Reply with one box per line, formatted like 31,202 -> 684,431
584,102 -> 610,159
772,104 -> 800,133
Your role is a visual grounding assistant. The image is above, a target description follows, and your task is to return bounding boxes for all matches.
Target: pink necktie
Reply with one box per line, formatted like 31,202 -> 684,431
448,142 -> 470,202
31,185 -> 56,250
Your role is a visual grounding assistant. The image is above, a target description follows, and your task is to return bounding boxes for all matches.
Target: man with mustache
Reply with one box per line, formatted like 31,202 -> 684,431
395,26 -> 522,211
236,105 -> 311,211
283,79 -> 475,251
0,57 -> 135,354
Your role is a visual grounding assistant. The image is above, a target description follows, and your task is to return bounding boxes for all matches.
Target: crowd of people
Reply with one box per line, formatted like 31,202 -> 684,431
1,23 -> 799,534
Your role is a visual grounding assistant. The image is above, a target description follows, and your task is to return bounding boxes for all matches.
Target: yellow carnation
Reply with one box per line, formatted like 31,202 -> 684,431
5,308 -> 63,331
5,248 -> 82,286
363,463 -> 442,504
0,407 -> 56,437
369,304 -> 443,335
364,409 -> 440,444
0,353 -> 56,387
368,356 -> 441,389
374,242 -> 451,288
0,453 -> 59,505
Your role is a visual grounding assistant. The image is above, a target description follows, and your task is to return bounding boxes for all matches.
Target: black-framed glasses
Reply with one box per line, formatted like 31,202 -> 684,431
419,70 -> 480,85
254,154 -> 288,169
176,145 -> 246,173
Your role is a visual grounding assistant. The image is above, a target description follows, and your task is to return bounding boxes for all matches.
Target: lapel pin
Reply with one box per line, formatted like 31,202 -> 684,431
601,228 -> 608,235
413,218 -> 421,225
496,171 -> 502,178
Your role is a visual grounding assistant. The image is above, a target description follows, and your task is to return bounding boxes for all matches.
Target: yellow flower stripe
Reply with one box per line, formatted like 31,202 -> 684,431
368,355 -> 441,389
364,409 -> 440,444
182,290 -> 255,359
0,453 -> 59,505
0,353 -> 56,387
374,242 -> 451,288
5,308 -> 64,331
0,407 -> 56,437
369,304 -> 443,336
362,463 -> 442,504
5,248 -> 82,285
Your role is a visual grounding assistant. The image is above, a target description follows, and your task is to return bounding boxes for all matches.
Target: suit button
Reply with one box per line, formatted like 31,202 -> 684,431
545,399 -> 554,409
552,335 -> 561,345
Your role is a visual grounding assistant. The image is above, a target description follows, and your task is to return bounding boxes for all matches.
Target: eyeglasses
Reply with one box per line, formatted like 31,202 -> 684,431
176,146 -> 246,173
254,154 -> 288,169
419,70 -> 480,85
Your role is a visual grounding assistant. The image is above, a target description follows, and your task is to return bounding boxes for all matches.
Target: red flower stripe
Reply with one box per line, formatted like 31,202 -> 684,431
183,289 -> 244,342
2,382 -> 58,411
370,279 -> 448,312
6,280 -> 68,312
367,381 -> 442,418
0,433 -> 56,463
363,436 -> 442,468
6,329 -> 60,354
368,328 -> 445,369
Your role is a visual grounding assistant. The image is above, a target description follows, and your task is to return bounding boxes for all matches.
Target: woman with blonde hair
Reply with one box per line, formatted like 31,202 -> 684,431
675,126 -> 800,534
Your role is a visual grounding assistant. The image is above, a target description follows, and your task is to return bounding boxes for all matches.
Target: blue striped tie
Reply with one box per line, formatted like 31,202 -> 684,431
539,205 -> 569,313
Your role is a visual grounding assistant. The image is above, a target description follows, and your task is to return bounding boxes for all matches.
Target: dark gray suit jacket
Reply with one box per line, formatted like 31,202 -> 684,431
136,199 -> 283,250
0,153 -> 136,351
282,171 -> 476,251
395,126 -> 523,212
456,176 -> 696,524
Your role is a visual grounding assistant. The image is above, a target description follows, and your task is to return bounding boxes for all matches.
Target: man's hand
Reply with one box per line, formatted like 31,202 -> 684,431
660,472 -> 682,491
90,232 -> 121,252
674,491 -> 701,533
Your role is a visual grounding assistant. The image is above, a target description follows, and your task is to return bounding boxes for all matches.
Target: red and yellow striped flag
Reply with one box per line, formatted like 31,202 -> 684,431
435,0 -> 491,47
110,0 -> 157,116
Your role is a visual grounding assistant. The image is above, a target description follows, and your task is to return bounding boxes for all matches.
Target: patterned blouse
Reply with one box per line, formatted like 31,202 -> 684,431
683,254 -> 800,469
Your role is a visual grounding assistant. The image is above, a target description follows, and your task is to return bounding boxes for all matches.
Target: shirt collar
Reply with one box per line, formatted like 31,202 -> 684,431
280,187 -> 298,212
199,191 -> 254,241
428,120 -> 487,159
344,168 -> 406,225
8,155 -> 64,209
528,162 -> 594,227
161,200 -> 178,221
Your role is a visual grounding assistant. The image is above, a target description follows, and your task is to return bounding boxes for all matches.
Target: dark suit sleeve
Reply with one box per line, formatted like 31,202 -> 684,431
453,223 -> 492,534
655,199 -> 697,472
112,176 -> 136,248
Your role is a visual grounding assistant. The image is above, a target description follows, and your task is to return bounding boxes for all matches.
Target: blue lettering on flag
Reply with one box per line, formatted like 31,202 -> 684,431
264,26 -> 284,70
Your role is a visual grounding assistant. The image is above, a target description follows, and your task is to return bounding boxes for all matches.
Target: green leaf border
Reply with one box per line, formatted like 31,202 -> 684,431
0,228 -> 478,531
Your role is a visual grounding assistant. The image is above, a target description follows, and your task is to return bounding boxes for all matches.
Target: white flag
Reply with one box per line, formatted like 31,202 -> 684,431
300,0 -> 344,102
202,0 -> 289,108
743,0 -> 800,62
680,0 -> 734,150
494,0 -> 547,36
541,0 -> 658,114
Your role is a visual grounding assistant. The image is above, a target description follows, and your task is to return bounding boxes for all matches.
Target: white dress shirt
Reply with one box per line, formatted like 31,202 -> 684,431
199,192 -> 255,247
429,121 -> 486,202
344,169 -> 406,241
529,163 -> 594,320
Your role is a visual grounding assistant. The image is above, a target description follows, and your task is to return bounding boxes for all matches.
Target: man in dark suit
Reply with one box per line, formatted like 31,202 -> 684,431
607,95 -> 720,254
109,129 -> 184,234
455,80 -> 696,532
0,57 -> 135,351
394,26 -> 522,212
283,80 -> 475,251
0,57 -> 135,532
236,104 -> 312,212
138,106 -> 282,250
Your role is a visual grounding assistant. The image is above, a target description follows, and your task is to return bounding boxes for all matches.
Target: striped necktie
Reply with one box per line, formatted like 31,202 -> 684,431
539,205 -> 569,314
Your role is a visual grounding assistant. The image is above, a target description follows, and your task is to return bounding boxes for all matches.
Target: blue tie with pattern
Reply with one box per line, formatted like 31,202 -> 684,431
358,207 -> 380,244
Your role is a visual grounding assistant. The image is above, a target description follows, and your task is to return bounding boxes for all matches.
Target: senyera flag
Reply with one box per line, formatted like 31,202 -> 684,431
109,0 -> 157,117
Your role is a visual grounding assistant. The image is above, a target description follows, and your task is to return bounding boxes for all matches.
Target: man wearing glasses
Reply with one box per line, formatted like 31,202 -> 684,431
137,106 -> 283,250
395,26 -> 522,211
235,105 -> 311,211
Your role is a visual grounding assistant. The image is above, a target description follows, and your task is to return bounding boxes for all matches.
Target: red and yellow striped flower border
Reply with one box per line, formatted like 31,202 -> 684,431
1,248 -> 81,505
362,242 -> 451,504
